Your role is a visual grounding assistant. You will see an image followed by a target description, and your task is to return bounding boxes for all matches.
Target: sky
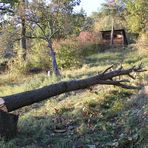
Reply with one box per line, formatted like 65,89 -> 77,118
75,0 -> 105,16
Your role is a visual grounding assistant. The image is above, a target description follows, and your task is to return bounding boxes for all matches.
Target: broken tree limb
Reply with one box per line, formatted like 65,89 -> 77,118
1,64 -> 147,112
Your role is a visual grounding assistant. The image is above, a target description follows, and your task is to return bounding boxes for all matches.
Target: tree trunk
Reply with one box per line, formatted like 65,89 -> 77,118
0,110 -> 18,139
21,17 -> 27,60
48,42 -> 61,76
1,65 -> 145,112
20,0 -> 27,60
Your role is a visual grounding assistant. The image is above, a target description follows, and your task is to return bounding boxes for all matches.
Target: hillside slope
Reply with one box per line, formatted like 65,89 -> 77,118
0,48 -> 148,148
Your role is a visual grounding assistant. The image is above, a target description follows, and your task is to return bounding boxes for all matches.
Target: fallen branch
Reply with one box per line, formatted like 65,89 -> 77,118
0,64 -> 147,112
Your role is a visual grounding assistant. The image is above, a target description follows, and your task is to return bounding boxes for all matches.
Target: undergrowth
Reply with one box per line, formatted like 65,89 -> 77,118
0,46 -> 147,148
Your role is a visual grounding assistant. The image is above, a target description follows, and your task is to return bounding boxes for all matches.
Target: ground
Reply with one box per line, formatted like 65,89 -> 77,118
0,47 -> 148,148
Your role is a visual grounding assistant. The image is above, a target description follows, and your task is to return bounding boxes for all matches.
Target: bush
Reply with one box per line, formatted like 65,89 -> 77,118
78,41 -> 102,57
27,40 -> 51,72
136,33 -> 148,51
55,39 -> 101,69
55,39 -> 82,69
8,56 -> 28,76
6,38 -> 103,75
7,42 -> 51,76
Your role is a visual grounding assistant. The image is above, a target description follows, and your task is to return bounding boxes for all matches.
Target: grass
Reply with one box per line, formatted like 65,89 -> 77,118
0,46 -> 148,148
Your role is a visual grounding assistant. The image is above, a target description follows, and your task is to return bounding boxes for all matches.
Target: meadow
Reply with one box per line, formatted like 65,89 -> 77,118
0,46 -> 148,148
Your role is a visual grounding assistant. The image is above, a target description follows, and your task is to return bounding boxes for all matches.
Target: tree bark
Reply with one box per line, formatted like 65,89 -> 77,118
48,42 -> 61,76
20,0 -> 27,60
0,64 -> 145,112
21,16 -> 27,60
0,110 -> 18,139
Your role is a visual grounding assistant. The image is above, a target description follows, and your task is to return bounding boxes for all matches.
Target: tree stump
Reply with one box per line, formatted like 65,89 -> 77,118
0,110 -> 18,139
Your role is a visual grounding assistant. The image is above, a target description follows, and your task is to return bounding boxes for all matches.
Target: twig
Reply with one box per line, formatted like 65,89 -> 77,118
97,63 -> 147,89
98,80 -> 141,89
101,65 -> 114,75
128,74 -> 136,79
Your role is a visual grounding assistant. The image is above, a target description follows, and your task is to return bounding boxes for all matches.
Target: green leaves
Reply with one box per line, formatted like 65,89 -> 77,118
125,0 -> 148,33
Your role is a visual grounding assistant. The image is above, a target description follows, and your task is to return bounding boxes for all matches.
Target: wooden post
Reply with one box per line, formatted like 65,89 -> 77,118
121,31 -> 124,48
110,18 -> 114,46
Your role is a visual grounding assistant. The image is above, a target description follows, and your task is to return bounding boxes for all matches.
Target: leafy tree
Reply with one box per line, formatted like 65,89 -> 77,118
101,0 -> 119,45
0,0 -> 17,14
124,0 -> 148,34
0,0 -> 84,75
92,0 -> 126,45
47,0 -> 83,39
0,1 -> 18,54
0,24 -> 18,53
82,16 -> 94,31
0,0 -> 28,60
17,0 -> 28,60
25,0 -> 82,76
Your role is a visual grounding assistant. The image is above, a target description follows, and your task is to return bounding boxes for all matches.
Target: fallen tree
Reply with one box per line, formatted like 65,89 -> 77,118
0,64 -> 146,138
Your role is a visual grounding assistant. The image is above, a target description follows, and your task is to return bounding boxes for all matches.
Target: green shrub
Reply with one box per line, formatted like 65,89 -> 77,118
6,41 -> 51,76
6,38 -> 103,75
27,40 -> 51,72
8,56 -> 28,75
136,33 -> 148,51
79,42 -> 102,57
55,39 -> 101,69
56,41 -> 82,69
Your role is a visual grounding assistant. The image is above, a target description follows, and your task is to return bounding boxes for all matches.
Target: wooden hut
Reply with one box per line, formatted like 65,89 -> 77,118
100,29 -> 128,46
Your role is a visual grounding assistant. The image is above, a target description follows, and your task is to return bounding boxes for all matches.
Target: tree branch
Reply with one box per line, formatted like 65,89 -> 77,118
101,64 -> 114,75
25,35 -> 45,40
26,15 -> 49,41
97,80 -> 141,89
